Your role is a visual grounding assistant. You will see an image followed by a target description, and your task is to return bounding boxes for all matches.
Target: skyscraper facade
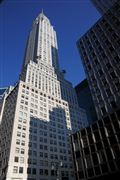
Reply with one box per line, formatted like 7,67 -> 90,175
75,79 -> 97,124
91,0 -> 118,14
71,109 -> 120,180
0,12 -> 88,180
0,86 -> 13,124
0,87 -> 8,123
71,1 -> 120,180
77,1 -> 120,120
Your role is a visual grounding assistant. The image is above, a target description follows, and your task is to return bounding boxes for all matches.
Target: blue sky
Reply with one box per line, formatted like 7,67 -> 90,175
0,0 -> 100,88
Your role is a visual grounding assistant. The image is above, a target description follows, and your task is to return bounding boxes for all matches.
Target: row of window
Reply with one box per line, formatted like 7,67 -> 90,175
13,166 -> 23,173
22,83 -> 72,107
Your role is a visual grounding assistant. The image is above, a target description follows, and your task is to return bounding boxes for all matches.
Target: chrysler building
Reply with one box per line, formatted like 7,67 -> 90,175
0,12 -> 88,180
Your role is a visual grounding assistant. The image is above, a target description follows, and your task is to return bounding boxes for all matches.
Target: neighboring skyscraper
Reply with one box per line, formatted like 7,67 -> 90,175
0,87 -> 7,124
0,86 -> 13,124
0,12 -> 88,180
77,1 -> 120,120
75,79 -> 97,124
91,0 -> 118,14
71,109 -> 120,180
71,1 -> 120,180
0,87 -> 7,98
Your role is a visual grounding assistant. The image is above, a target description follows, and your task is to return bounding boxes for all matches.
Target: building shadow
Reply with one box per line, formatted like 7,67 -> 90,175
27,106 -> 74,180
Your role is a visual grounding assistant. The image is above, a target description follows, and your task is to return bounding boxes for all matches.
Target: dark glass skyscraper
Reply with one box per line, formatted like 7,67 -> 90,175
71,110 -> 120,180
91,0 -> 118,14
71,1 -> 120,180
77,1 -> 120,120
75,79 -> 97,124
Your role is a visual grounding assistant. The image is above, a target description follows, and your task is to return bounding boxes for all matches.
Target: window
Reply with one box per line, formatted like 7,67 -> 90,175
94,58 -> 99,65
92,153 -> 99,165
18,124 -> 22,129
25,101 -> 28,105
33,151 -> 37,157
44,169 -> 48,175
20,157 -> 24,163
106,88 -> 112,97
22,133 -> 26,138
18,117 -> 22,123
111,101 -> 117,109
13,166 -> 18,173
102,78 -> 108,86
23,126 -> 26,131
33,135 -> 37,141
44,153 -> 48,158
51,170 -> 55,176
114,55 -> 120,63
21,149 -> 25,154
40,145 -> 43,149
44,138 -> 47,143
40,137 -> 43,142
15,148 -> 20,153
87,168 -> 94,177
16,139 -> 20,145
106,63 -> 112,70
19,111 -> 23,116
28,158 -> 32,164
40,169 -> 44,175
40,152 -> 43,157
21,141 -> 25,146
33,143 -> 37,148
44,145 -> 48,150
109,46 -> 114,52
20,105 -> 23,109
115,81 -> 120,91
110,71 -> 117,79
98,69 -> 103,76
88,64 -> 91,70
14,156 -> 19,162
17,132 -> 21,137
85,155 -> 92,168
105,39 -> 109,45
98,151 -> 106,163
32,168 -> 36,175
27,168 -> 31,174
101,106 -> 107,115
19,167 -> 23,173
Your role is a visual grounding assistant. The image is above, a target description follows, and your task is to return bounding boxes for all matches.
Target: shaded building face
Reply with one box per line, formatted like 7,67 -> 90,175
75,79 -> 97,125
77,1 -> 120,120
72,1 -> 120,180
71,109 -> 120,180
91,0 -> 118,15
